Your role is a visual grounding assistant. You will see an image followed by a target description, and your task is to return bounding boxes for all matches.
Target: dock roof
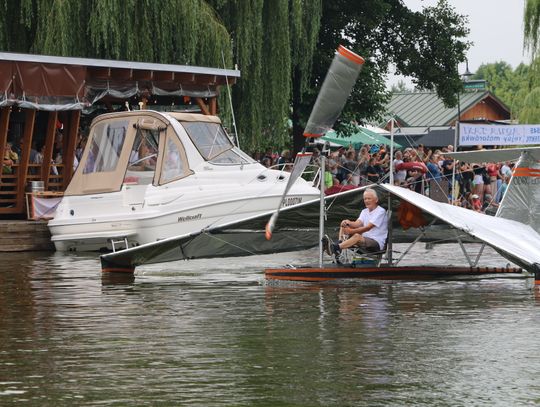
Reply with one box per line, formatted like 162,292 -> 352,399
0,52 -> 240,111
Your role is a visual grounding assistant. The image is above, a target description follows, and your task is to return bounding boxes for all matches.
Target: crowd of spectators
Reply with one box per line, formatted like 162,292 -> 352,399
251,143 -> 513,214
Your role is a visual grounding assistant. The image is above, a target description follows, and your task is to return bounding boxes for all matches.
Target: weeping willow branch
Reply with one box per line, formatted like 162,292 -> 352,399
524,0 -> 540,58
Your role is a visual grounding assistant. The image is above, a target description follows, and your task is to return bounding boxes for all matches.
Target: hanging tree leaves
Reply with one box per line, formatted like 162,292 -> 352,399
211,0 -> 322,151
525,0 -> 540,58
289,0 -> 322,153
0,0 -> 321,153
0,0 -> 473,152
522,0 -> 540,123
211,0 -> 265,152
261,0 -> 291,148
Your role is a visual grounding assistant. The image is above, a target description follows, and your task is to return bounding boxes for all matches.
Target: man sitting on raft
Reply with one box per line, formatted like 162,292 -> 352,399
323,187 -> 388,257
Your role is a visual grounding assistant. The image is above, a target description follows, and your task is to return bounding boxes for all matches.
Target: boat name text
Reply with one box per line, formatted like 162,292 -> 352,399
177,213 -> 203,223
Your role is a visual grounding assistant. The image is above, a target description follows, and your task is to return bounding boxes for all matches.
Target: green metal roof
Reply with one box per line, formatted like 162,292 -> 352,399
385,91 -> 504,127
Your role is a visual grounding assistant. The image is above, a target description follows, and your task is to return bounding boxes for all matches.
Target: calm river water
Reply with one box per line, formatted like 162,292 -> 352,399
1,245 -> 539,406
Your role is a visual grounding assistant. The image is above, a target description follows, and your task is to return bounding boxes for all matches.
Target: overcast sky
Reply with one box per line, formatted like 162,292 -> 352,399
388,0 -> 528,86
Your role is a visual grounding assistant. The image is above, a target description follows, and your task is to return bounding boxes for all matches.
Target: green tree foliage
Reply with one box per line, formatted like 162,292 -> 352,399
209,0 -> 321,152
523,0 -> 540,123
525,0 -> 540,58
0,0 -> 470,152
520,87 -> 540,123
220,0 -> 264,152
389,80 -> 412,94
472,62 -> 515,96
472,60 -> 540,123
292,0 -> 469,151
472,61 -> 523,119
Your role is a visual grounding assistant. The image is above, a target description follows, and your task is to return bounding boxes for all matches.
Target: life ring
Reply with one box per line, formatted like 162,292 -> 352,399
395,161 -> 428,174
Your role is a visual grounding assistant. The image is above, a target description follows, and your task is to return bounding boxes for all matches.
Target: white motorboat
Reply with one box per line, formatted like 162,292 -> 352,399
48,110 -> 320,251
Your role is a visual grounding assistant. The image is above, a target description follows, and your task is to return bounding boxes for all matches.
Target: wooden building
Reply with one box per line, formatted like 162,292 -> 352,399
381,88 -> 512,147
0,53 -> 239,217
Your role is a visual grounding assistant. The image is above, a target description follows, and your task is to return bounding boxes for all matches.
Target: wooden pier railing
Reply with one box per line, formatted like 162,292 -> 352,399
0,163 -> 66,215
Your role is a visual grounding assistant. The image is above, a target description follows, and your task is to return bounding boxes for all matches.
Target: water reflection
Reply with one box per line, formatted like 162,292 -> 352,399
101,272 -> 136,286
0,248 -> 539,406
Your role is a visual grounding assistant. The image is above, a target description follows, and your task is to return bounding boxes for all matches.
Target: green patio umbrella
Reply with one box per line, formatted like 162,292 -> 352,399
322,127 -> 401,149
354,126 -> 402,148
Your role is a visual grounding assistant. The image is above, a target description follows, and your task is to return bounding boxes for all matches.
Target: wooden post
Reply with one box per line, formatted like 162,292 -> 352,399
209,97 -> 217,115
63,110 -> 80,189
0,107 -> 11,177
41,111 -> 57,190
15,109 -> 36,212
194,98 -> 210,115
60,112 -> 68,189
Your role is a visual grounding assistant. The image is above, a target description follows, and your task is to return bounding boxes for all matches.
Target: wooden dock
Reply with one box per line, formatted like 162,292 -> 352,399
0,220 -> 54,251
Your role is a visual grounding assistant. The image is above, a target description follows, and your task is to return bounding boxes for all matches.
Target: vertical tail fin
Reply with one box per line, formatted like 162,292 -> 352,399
496,151 -> 540,234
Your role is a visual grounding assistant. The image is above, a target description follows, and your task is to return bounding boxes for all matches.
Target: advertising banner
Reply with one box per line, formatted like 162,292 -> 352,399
459,123 -> 540,146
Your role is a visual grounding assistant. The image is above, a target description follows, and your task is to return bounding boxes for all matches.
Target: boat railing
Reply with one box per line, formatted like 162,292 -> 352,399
266,163 -> 321,188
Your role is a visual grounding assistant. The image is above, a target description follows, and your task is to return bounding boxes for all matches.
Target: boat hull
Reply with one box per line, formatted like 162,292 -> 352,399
50,192 -> 318,251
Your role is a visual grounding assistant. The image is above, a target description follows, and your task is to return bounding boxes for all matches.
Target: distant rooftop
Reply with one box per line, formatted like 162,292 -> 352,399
384,91 -> 510,127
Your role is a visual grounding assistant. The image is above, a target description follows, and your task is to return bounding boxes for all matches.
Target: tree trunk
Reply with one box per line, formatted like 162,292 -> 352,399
292,66 -> 306,154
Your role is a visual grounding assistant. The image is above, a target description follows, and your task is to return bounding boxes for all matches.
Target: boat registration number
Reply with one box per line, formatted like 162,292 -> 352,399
282,197 -> 302,207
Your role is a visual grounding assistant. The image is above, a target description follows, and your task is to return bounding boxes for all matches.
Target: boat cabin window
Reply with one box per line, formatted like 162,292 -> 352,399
83,121 -> 127,174
127,127 -> 159,178
182,121 -> 253,165
159,133 -> 189,184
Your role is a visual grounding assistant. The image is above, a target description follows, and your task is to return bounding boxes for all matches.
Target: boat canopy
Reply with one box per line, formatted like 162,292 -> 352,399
65,111 -> 188,195
65,111 -> 254,196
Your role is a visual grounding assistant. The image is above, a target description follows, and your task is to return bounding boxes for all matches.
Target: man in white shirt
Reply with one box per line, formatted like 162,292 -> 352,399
323,187 -> 388,256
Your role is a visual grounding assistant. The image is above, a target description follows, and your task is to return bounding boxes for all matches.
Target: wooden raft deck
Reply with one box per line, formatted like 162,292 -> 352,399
0,220 -> 54,251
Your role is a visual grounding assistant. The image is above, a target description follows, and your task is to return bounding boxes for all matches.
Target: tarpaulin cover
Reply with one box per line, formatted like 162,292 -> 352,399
9,62 -> 86,110
0,56 -> 226,111
0,61 -> 13,107
496,151 -> 540,235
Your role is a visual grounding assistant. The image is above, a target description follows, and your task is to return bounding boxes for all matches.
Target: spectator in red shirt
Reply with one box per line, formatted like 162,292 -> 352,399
471,194 -> 482,212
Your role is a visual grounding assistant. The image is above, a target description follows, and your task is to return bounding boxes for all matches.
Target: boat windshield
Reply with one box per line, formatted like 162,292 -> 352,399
127,127 -> 159,172
182,121 -> 253,165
